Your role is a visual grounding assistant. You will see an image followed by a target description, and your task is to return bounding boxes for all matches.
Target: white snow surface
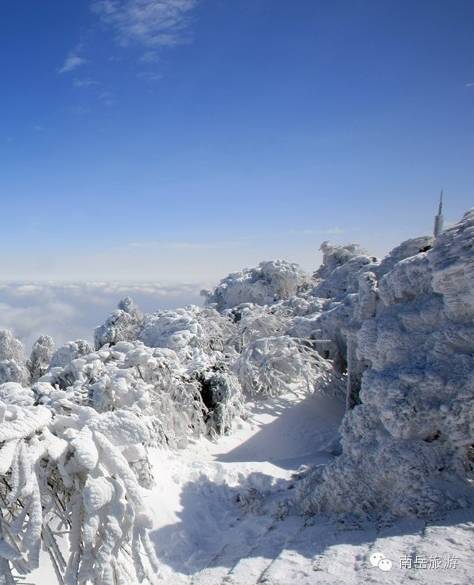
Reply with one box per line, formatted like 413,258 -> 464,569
33,389 -> 474,585
147,392 -> 474,585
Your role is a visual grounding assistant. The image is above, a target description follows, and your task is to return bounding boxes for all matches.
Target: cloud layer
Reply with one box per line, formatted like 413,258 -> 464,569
0,281 -> 203,350
92,0 -> 197,48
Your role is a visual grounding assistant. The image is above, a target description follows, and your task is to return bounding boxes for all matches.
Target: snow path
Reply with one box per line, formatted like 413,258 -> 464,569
146,391 -> 341,583
146,391 -> 474,585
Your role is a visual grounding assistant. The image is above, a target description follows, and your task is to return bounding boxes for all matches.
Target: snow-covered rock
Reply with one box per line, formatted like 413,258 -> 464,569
313,242 -> 378,300
299,209 -> 474,519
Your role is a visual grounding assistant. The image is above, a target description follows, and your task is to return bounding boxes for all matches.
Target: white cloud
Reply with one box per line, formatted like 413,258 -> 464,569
60,1 -> 197,87
91,0 -> 198,48
139,50 -> 160,63
466,81 -> 474,88
0,282 -> 204,350
59,53 -> 87,74
136,70 -> 163,82
97,90 -> 116,106
73,77 -> 100,87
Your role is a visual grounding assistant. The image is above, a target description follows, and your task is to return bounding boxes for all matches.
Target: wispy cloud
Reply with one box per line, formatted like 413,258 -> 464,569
73,77 -> 100,88
91,0 -> 198,50
466,81 -> 474,88
97,90 -> 116,106
136,70 -> 162,82
59,52 -> 87,74
140,50 -> 161,63
59,1 -> 198,93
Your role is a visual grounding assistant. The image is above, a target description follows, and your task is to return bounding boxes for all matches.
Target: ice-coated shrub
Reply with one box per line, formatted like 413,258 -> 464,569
0,359 -> 30,386
316,241 -> 372,276
118,295 -> 143,320
192,365 -> 245,438
27,335 -> 55,382
312,242 -> 377,300
115,341 -> 209,447
0,397 -> 52,579
0,334 -> 165,583
0,329 -> 25,363
42,334 -> 244,450
139,308 -> 202,352
0,384 -> 159,585
123,341 -> 243,444
235,335 -> 337,398
192,306 -> 237,353
94,296 -> 144,350
50,339 -> 93,369
139,305 -> 235,359
0,381 -> 35,405
0,330 -> 30,386
229,303 -> 291,351
203,259 -> 310,311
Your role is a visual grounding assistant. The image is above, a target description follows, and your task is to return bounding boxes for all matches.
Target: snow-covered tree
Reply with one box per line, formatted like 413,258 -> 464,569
50,339 -> 93,369
203,260 -> 310,311
0,382 -> 159,584
94,297 -> 144,350
0,329 -> 29,385
235,335 -> 338,398
27,335 -> 55,382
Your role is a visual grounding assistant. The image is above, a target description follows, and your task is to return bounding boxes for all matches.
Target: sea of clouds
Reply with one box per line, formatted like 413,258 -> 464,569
0,282 -> 205,350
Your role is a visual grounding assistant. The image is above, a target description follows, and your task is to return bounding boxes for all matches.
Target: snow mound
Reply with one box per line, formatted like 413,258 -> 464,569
203,259 -> 310,311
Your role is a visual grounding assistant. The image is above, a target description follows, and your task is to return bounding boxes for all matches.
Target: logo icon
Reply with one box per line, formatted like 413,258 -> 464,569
369,551 -> 393,572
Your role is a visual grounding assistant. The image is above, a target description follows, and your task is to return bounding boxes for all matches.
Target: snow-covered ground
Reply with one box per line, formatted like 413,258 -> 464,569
146,391 -> 474,585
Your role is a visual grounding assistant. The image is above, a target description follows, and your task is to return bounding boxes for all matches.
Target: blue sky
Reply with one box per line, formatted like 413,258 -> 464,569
1,0 -> 473,281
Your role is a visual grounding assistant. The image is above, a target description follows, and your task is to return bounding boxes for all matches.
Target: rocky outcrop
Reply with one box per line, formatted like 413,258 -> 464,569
299,210 -> 474,518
